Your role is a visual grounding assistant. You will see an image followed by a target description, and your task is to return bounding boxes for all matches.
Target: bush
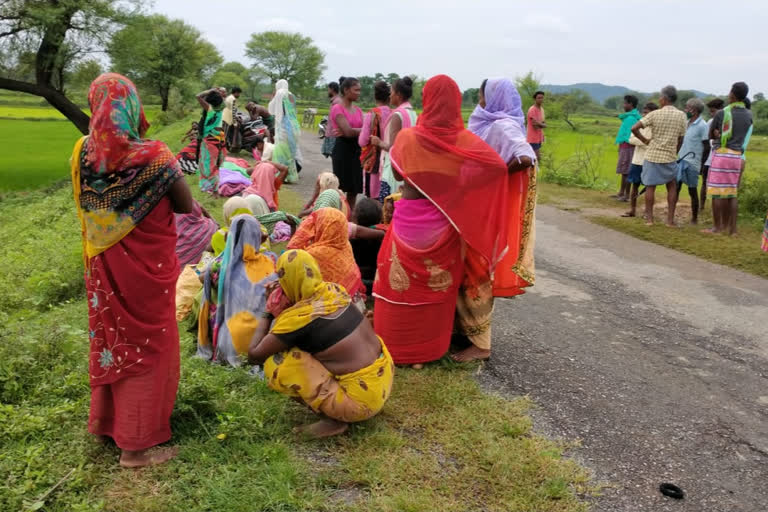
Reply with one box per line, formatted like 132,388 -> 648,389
0,184 -> 84,312
752,119 -> 768,136
539,138 -> 612,189
740,172 -> 768,219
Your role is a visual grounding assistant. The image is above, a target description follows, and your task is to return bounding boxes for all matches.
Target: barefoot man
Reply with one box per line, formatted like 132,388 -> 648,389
703,82 -> 753,235
631,85 -> 687,226
613,95 -> 641,201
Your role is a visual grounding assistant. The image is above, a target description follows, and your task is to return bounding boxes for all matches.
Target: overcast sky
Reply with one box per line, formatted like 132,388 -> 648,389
154,0 -> 767,96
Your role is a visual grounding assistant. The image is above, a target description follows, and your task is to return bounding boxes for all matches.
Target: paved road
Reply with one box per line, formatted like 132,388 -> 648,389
480,206 -> 768,511
287,130 -> 329,199
297,131 -> 768,510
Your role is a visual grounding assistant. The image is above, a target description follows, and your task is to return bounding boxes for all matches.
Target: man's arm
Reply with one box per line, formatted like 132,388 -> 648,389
631,121 -> 650,145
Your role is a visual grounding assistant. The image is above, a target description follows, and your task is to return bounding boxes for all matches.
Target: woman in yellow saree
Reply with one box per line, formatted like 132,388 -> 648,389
248,250 -> 394,438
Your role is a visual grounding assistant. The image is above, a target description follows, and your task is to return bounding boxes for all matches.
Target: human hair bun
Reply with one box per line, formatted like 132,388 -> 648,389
402,76 -> 413,86
338,76 -> 347,85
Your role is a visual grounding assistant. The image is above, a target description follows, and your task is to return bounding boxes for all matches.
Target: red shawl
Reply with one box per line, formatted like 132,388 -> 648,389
86,73 -> 169,174
360,107 -> 382,173
389,75 -> 509,272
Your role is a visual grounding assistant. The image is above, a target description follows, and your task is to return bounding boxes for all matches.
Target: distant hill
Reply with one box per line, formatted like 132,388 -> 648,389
542,83 -> 711,103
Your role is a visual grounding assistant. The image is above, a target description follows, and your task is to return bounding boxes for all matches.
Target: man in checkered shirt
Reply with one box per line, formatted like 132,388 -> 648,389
631,85 -> 687,226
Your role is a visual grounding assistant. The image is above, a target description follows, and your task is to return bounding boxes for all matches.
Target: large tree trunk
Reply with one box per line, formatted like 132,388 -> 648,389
0,77 -> 90,134
160,87 -> 169,111
0,1 -> 89,133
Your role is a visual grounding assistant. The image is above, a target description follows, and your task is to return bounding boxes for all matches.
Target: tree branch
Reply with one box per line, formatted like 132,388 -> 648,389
0,26 -> 26,38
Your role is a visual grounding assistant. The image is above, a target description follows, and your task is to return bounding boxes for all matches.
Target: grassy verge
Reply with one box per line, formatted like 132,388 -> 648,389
0,176 -> 593,511
539,183 -> 768,278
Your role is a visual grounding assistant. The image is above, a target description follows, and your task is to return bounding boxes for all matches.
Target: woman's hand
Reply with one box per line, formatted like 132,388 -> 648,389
370,135 -> 381,148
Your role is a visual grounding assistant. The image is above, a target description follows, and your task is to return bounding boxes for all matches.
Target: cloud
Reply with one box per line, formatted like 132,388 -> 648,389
497,37 -> 530,49
523,14 -> 571,34
255,17 -> 305,32
315,39 -> 358,57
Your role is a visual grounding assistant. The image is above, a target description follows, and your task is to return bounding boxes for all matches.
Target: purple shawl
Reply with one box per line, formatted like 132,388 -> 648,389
468,78 -> 535,165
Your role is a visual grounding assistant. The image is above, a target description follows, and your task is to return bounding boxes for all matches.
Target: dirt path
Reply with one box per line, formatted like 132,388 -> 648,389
480,205 -> 768,511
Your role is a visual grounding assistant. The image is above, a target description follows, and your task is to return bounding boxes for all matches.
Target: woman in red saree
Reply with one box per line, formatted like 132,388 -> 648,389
373,75 -> 509,366
71,73 -> 194,468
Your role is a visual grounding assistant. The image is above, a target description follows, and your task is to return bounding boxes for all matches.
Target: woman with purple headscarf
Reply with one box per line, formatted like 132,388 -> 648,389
453,78 -> 537,363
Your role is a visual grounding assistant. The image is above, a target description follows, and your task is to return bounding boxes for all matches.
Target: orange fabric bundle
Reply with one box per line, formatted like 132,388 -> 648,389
287,208 -> 366,298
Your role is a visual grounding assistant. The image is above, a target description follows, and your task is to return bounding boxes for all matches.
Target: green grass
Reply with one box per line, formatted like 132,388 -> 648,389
0,119 -> 82,191
0,152 -> 593,511
539,183 -> 768,278
539,117 -> 768,192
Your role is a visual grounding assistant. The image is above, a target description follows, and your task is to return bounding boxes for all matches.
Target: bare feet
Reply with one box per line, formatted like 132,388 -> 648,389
411,363 -> 424,370
700,227 -> 720,235
119,446 -> 179,468
621,211 -> 635,218
451,346 -> 491,363
295,418 -> 349,438
665,222 -> 678,228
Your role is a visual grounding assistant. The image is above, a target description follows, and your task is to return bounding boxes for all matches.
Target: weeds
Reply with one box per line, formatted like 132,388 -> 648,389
539,137 -> 612,189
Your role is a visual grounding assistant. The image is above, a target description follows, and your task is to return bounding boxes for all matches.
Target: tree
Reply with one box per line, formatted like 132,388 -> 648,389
210,70 -> 246,92
245,31 -> 325,96
109,15 -> 222,111
675,90 -> 696,110
752,100 -> 768,120
603,95 -> 623,111
515,71 -> 542,104
0,0 -> 140,134
754,92 -> 765,102
557,90 -> 593,130
463,88 -> 479,108
70,59 -> 103,90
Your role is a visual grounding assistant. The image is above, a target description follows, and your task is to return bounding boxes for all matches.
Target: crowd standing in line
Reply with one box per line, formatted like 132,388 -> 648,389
614,82 -> 755,233
72,70 -> 763,469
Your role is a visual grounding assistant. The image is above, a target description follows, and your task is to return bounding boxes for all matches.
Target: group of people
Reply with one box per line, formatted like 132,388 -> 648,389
71,71 -> 540,467
176,81 -> 304,197
612,82 -> 758,241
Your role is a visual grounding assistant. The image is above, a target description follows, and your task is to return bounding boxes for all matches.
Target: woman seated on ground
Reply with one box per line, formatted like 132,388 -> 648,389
175,200 -> 219,269
252,135 -> 275,162
287,207 -> 367,308
198,215 -> 276,366
373,75 -> 509,368
248,249 -> 394,438
348,198 -> 386,294
242,159 -> 289,211
299,172 -> 350,218
211,196 -> 253,256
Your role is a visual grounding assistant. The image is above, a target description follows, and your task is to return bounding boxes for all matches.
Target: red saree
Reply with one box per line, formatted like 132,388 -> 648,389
75,74 -> 182,451
375,75 -> 508,362
493,168 -> 537,296
373,202 -> 464,364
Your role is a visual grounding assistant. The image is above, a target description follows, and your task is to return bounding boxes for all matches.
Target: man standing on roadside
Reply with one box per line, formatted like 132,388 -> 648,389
703,81 -> 753,235
613,95 -> 641,201
631,85 -> 687,226
527,91 -> 547,161
700,98 -> 725,212
222,86 -> 242,147
675,98 -> 709,224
